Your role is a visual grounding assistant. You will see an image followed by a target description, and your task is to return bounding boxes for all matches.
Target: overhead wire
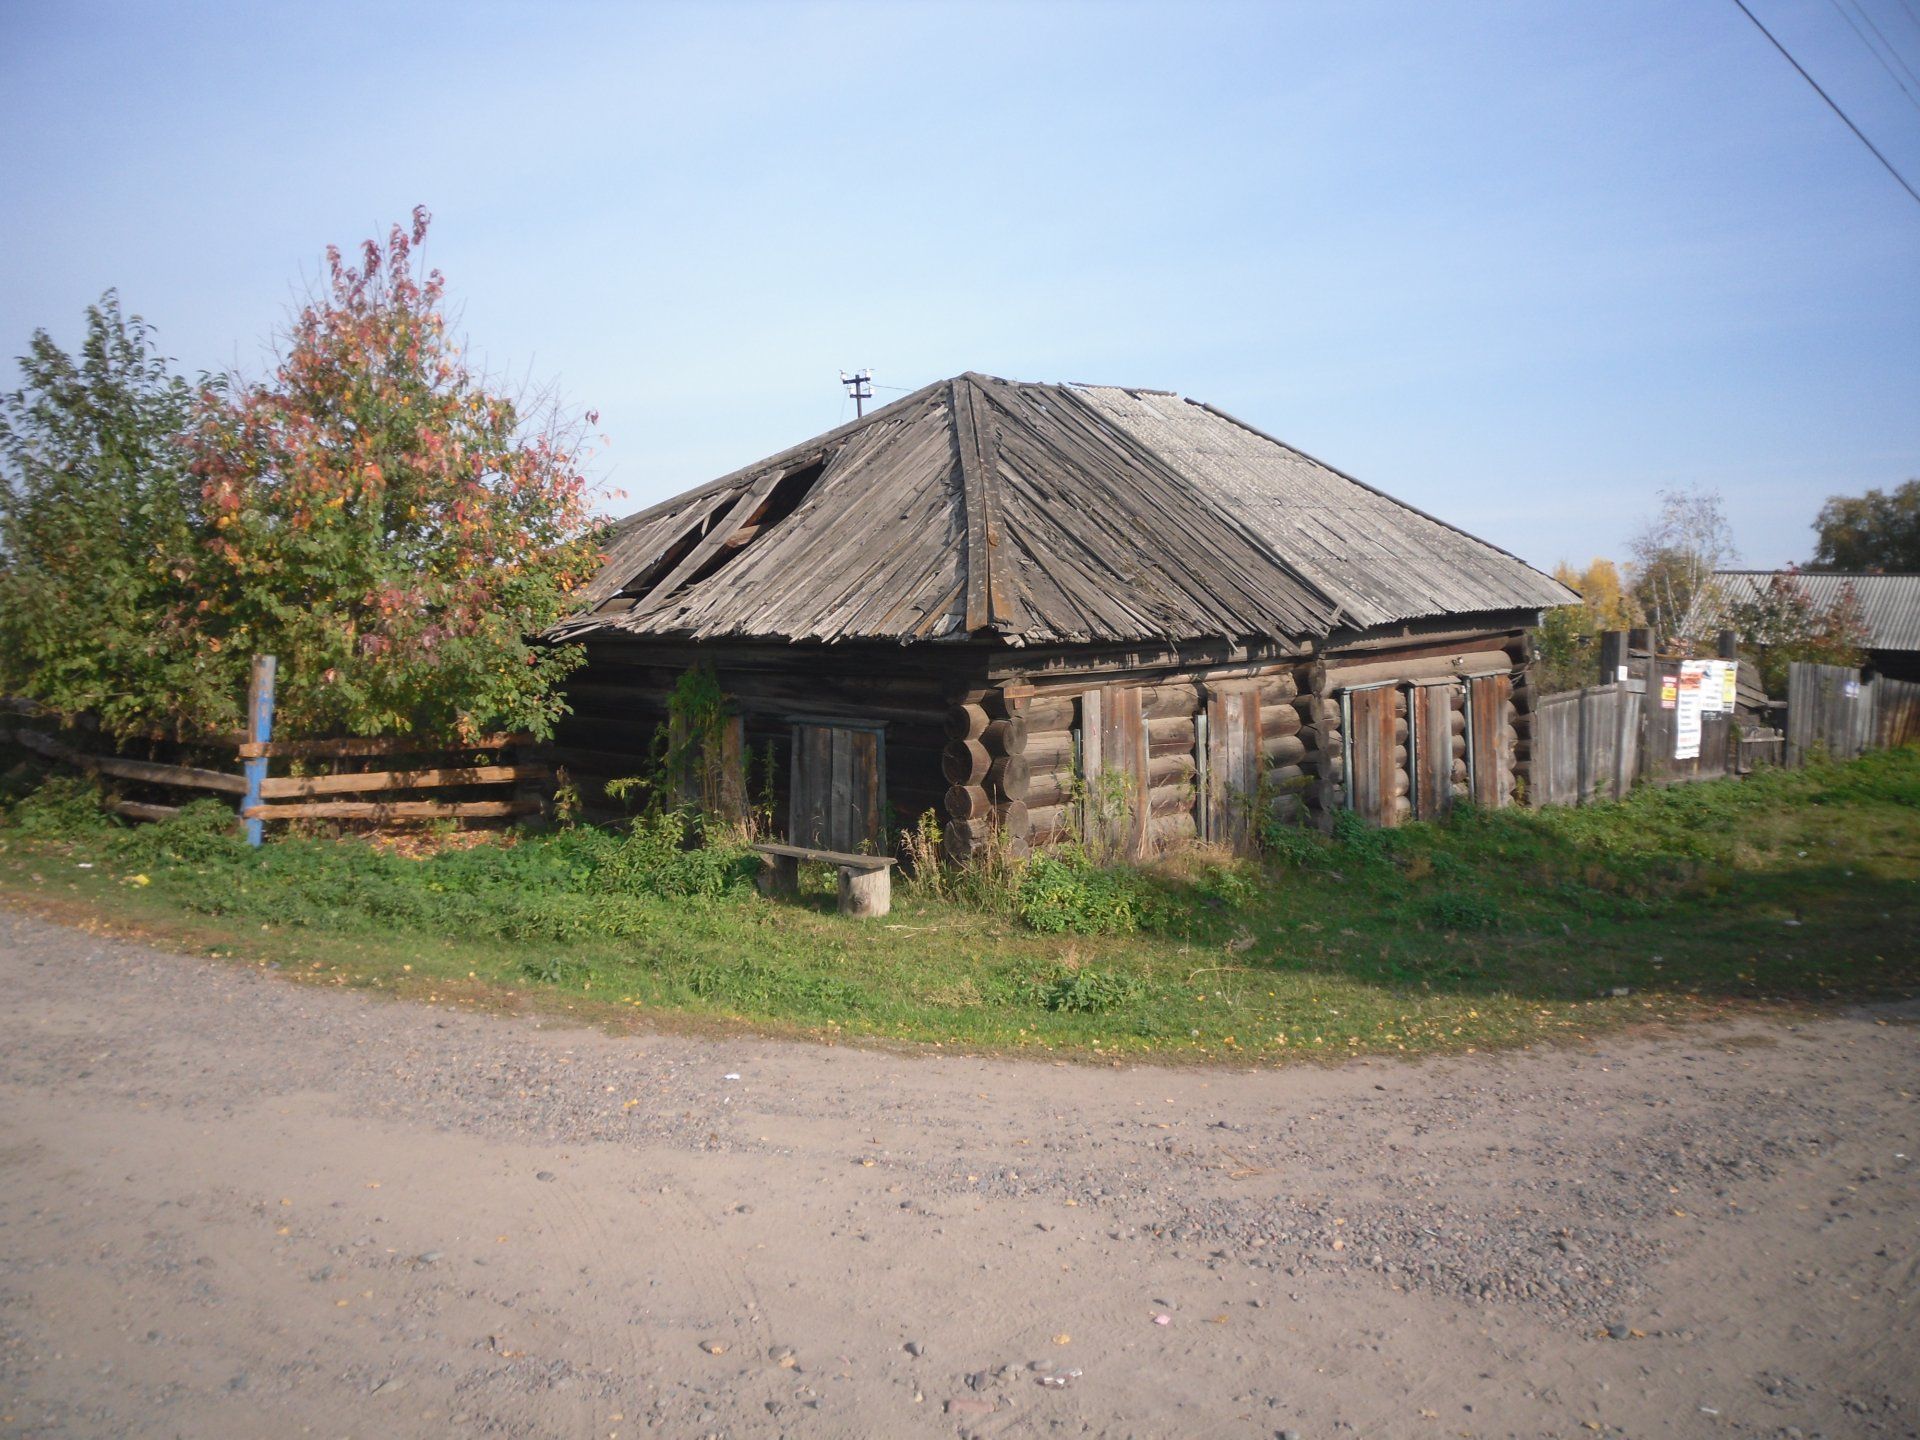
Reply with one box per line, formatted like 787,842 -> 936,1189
1729,0 -> 1920,206
1827,0 -> 1920,111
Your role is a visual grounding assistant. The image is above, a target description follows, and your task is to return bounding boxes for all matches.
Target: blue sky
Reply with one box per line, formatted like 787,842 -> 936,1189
2,0 -> 1916,572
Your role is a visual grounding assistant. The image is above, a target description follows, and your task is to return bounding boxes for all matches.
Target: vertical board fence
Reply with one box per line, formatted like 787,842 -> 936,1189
1876,677 -> 1920,750
1785,662 -> 1873,766
1529,684 -> 1641,808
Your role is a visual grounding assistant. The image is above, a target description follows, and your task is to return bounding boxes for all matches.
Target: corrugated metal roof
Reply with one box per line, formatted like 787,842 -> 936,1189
1717,571 -> 1920,653
553,373 -> 1574,647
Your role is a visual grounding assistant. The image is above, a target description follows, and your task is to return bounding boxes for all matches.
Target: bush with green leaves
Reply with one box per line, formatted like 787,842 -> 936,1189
1014,855 -> 1164,936
1,773 -> 113,838
1020,963 -> 1147,1013
1,213 -> 605,746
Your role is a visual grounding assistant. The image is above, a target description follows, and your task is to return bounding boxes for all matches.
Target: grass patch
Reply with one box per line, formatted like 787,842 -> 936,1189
0,749 -> 1916,1062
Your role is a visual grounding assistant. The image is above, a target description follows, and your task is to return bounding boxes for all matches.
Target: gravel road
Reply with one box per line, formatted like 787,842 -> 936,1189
1,906 -> 1914,1439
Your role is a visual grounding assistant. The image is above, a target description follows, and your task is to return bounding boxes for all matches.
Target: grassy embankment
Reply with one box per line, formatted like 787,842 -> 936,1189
0,749 -> 1915,1061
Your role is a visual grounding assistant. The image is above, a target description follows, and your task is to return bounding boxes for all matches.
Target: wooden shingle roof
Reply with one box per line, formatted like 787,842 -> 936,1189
551,373 -> 1574,647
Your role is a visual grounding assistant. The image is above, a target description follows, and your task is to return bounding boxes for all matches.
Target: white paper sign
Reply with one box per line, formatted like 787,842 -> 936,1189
1700,660 -> 1728,715
1675,661 -> 1706,760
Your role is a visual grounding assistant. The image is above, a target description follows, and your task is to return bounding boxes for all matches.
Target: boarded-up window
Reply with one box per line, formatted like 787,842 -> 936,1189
1409,682 -> 1459,821
1345,684 -> 1407,827
1202,684 -> 1261,850
788,720 -> 885,852
1466,673 -> 1513,808
1075,687 -> 1148,859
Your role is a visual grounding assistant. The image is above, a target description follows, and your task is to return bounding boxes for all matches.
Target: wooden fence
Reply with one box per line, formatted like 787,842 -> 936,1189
1529,684 -> 1641,808
1873,677 -> 1920,751
1785,663 -> 1920,765
3,656 -> 551,840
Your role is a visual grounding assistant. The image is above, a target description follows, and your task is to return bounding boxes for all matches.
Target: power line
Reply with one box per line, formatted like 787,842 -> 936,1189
1827,0 -> 1920,112
1730,0 -> 1920,206
1851,0 -> 1920,86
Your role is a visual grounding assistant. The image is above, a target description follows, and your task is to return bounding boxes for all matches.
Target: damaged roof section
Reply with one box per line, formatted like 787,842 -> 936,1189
551,372 -> 1574,647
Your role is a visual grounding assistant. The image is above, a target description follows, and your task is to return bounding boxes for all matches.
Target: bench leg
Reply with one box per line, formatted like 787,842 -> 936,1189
837,865 -> 890,918
758,852 -> 800,899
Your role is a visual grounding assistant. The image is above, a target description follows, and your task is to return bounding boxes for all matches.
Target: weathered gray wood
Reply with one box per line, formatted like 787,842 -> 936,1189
237,733 -> 527,759
110,798 -> 182,823
244,798 -> 542,821
258,764 -> 548,799
944,703 -> 989,742
750,841 -> 895,870
942,738 -> 990,786
757,850 -> 800,898
838,864 -> 891,918
15,728 -> 247,794
1786,662 -> 1873,766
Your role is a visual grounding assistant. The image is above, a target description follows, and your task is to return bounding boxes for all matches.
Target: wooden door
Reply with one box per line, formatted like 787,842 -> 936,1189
1347,685 -> 1400,826
1467,673 -> 1512,808
1411,682 -> 1456,820
1204,685 -> 1261,851
1076,686 -> 1147,859
789,721 -> 884,852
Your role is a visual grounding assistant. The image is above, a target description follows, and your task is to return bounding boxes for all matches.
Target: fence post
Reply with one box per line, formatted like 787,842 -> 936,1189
1598,631 -> 1629,686
242,655 -> 277,847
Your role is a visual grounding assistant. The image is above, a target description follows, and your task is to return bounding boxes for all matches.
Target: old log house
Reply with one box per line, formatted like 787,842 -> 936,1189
547,373 -> 1575,861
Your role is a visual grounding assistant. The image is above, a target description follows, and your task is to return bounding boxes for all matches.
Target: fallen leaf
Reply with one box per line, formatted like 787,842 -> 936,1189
1052,1333 -> 1071,1346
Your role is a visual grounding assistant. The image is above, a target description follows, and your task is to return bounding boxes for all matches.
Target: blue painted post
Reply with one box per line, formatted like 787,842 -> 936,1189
242,654 -> 277,847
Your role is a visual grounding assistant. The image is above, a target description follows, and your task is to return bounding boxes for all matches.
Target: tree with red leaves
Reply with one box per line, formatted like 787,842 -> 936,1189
182,208 -> 604,740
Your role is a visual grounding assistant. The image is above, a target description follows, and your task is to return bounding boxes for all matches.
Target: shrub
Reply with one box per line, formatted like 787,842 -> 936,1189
2,773 -> 111,837
1021,963 -> 1146,1014
1015,856 -> 1163,936
112,798 -> 245,866
1414,890 -> 1502,930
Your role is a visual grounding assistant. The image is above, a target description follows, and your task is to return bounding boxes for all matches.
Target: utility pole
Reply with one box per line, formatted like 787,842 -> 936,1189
840,369 -> 872,417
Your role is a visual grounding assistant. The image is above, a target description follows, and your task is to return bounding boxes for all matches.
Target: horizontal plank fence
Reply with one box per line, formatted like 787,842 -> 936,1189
3,656 -> 551,840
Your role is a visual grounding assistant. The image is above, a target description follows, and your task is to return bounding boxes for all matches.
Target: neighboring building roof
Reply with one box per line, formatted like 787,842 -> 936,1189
1716,570 -> 1920,654
554,372 -> 1575,648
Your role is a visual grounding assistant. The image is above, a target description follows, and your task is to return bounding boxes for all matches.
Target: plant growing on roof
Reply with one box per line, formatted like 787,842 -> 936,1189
181,207 -> 606,741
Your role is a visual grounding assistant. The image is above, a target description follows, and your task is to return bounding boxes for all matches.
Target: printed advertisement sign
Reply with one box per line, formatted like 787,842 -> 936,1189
1700,659 -> 1728,715
1675,661 -> 1706,760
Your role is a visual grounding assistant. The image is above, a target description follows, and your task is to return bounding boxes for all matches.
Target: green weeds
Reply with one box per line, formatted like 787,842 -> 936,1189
0,749 -> 1915,1061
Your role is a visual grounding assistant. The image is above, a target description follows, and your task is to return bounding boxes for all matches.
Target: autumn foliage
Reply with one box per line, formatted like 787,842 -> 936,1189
0,210 -> 605,742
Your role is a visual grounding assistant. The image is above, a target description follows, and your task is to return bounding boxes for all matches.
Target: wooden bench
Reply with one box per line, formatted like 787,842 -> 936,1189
749,842 -> 897,918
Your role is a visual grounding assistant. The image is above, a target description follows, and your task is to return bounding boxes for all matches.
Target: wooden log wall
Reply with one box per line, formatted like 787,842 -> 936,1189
1294,683 -> 1343,828
1504,632 -> 1534,802
558,646 -> 950,840
561,625 -> 1540,857
941,684 -> 1049,863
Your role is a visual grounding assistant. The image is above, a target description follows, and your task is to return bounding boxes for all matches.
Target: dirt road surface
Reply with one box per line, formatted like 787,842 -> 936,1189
0,908 -> 1914,1439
